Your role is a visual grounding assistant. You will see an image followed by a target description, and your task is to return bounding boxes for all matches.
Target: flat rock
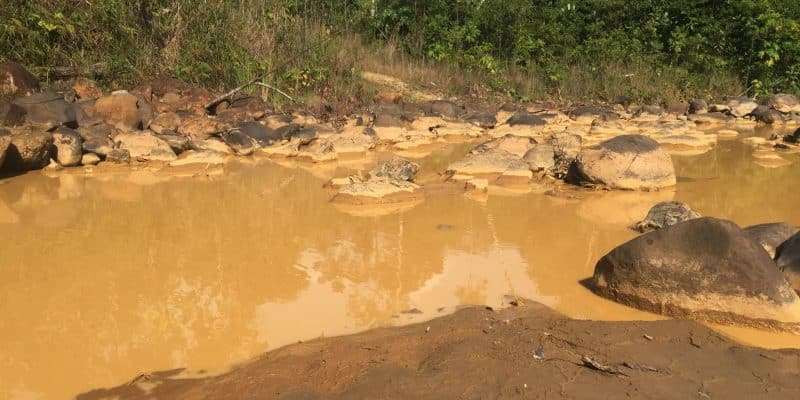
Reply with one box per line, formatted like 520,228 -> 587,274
370,158 -> 420,181
332,178 -> 422,204
115,131 -> 177,161
11,92 -> 76,129
592,217 -> 800,329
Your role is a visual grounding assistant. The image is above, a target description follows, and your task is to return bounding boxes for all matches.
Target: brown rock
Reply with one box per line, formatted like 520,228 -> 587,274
177,115 -> 223,140
93,93 -> 142,130
71,78 -> 102,99
3,127 -> 53,171
0,61 -> 39,96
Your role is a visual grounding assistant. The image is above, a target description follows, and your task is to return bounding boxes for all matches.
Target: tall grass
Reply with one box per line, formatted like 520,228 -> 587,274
0,1 -> 745,107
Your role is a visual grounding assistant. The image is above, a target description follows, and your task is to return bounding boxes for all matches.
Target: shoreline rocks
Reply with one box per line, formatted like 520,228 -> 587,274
569,135 -> 676,190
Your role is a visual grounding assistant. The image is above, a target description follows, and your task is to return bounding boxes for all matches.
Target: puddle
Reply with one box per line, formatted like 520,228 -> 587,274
1,135 -> 800,399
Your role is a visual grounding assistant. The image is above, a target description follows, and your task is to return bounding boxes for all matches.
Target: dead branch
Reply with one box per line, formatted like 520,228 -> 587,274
253,82 -> 298,103
204,75 -> 265,110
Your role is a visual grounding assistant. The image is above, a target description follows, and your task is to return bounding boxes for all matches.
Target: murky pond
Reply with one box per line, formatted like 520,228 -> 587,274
1,132 -> 800,399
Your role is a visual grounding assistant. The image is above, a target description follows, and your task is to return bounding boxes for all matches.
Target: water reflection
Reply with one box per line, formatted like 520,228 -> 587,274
0,138 -> 799,399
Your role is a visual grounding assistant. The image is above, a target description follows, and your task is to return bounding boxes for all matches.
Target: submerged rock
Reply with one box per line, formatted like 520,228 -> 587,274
570,135 -> 676,190
169,150 -> 226,166
332,178 -> 423,205
632,201 -> 701,233
51,127 -> 83,167
591,217 -> 800,329
776,232 -> 800,294
370,158 -> 420,182
745,223 -> 799,259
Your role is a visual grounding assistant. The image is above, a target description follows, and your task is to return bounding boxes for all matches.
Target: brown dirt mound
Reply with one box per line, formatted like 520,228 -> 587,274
78,301 -> 800,400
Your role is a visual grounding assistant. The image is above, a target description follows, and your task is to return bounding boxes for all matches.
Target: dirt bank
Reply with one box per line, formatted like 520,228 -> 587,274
79,300 -> 800,399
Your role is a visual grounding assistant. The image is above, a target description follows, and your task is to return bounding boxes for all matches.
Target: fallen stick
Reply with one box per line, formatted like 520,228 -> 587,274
580,356 -> 628,376
204,75 -> 265,110
253,82 -> 298,103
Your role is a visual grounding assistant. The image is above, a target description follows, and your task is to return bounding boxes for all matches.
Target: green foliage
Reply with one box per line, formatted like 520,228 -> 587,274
0,0 -> 798,102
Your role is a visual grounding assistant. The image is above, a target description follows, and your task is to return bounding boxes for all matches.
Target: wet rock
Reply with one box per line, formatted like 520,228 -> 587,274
429,100 -> 463,119
51,127 -> 83,167
178,115 -> 223,140
333,178 -> 423,205
114,131 -> 177,161
568,106 -> 618,123
463,110 -> 497,128
0,129 -> 10,168
222,129 -> 258,156
783,128 -> 799,144
11,92 -> 76,129
81,152 -> 101,165
448,149 -> 532,180
237,121 -> 280,146
653,133 -> 716,156
728,98 -> 759,118
745,223 -> 799,259
750,105 -> 782,124
591,217 -> 800,327
371,158 -> 420,182
3,127 -> 53,171
523,144 -> 555,172
666,101 -> 689,116
550,132 -> 582,177
688,99 -> 708,114
297,138 -> 337,162
761,94 -> 800,114
634,105 -> 664,119
570,135 -> 676,190
0,61 -> 39,96
93,93 -> 143,130
506,111 -> 547,127
472,135 -> 535,157
195,138 -> 234,155
291,126 -> 317,144
328,127 -> 378,154
169,150 -> 226,166
105,148 -> 131,164
149,112 -> 184,134
77,123 -> 114,157
155,133 -> 191,154
632,201 -> 701,233
777,232 -> 800,293
688,112 -> 732,124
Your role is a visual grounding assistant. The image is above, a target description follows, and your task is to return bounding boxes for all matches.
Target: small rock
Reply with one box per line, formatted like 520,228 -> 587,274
51,127 -> 83,167
370,158 -> 420,182
222,129 -> 258,156
81,153 -> 101,165
105,148 -> 131,164
633,201 -> 701,233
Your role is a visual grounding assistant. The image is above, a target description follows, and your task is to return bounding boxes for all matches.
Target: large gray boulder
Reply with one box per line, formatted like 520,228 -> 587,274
237,121 -> 280,146
761,94 -> 800,113
570,135 -> 676,190
745,223 -> 799,259
632,201 -> 701,233
776,232 -> 800,294
51,127 -> 83,167
591,217 -> 800,329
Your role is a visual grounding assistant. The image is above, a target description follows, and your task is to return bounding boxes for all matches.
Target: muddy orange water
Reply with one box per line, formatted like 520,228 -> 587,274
2,134 -> 800,399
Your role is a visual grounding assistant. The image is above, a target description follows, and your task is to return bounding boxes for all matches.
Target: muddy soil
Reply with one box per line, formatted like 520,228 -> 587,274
78,300 -> 800,400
